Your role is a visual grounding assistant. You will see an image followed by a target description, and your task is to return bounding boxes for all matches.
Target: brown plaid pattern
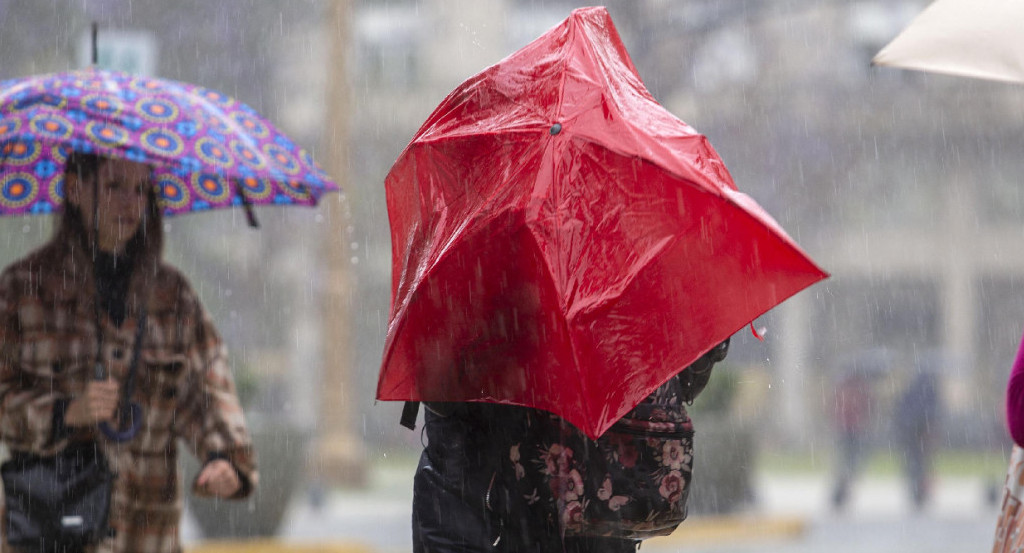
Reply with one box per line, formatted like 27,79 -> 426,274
0,235 -> 257,553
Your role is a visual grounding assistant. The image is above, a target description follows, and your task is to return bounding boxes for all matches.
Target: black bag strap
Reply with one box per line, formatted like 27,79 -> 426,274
120,304 -> 149,407
400,401 -> 420,430
91,256 -> 149,442
96,302 -> 148,443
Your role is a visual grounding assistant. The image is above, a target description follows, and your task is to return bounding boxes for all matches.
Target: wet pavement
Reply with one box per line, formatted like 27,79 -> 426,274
182,466 -> 1002,552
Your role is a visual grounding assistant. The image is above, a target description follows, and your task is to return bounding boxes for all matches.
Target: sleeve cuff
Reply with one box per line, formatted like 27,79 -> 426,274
205,452 -> 254,499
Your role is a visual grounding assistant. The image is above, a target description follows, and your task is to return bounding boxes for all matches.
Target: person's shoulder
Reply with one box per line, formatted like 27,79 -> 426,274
149,262 -> 201,304
148,260 -> 209,311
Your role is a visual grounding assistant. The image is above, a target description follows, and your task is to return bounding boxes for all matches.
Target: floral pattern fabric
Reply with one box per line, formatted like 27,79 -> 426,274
509,375 -> 695,539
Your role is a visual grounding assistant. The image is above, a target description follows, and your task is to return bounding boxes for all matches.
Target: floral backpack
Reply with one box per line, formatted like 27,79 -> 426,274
507,340 -> 729,539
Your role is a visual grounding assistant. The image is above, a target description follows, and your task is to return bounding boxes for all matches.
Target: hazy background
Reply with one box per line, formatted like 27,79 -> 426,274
2,0 -> 1021,550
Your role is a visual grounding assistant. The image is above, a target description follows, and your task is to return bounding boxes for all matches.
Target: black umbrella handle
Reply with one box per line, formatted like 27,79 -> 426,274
99,402 -> 142,443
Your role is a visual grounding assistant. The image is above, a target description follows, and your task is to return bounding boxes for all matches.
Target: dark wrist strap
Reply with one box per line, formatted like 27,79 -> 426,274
400,401 -> 420,430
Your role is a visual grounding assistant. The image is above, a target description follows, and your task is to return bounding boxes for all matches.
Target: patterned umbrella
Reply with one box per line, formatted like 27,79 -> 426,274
0,68 -> 338,223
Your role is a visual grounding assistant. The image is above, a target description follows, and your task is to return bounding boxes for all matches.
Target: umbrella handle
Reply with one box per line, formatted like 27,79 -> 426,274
99,403 -> 142,443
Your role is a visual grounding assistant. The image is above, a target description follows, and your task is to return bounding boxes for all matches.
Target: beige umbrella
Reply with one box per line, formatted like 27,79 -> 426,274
873,0 -> 1024,84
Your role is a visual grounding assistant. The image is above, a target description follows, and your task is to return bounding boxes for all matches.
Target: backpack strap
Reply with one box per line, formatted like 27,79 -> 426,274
400,401 -> 420,430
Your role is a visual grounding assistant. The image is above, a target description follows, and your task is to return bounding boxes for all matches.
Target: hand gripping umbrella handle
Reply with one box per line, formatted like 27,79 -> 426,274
93,302 -> 148,443
99,403 -> 143,443
93,361 -> 143,442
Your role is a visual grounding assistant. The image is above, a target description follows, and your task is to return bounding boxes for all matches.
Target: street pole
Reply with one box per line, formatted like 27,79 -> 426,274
314,0 -> 367,487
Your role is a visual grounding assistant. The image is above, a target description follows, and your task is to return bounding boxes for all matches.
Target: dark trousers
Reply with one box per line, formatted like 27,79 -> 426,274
412,408 -> 638,553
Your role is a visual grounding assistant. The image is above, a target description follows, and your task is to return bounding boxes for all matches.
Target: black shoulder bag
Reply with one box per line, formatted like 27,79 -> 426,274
1,303 -> 148,550
1,441 -> 115,550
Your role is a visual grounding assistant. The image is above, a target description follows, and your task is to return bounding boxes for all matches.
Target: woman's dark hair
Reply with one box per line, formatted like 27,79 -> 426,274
65,151 -> 104,182
59,152 -> 164,264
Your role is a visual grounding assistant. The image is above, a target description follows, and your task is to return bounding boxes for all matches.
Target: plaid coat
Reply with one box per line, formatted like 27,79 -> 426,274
0,230 -> 257,553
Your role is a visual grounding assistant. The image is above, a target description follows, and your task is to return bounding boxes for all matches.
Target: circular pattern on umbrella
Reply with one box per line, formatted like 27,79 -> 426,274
199,110 -> 231,134
82,94 -> 122,118
195,87 -> 234,109
155,174 -> 190,210
47,175 -> 64,204
264,143 -> 301,175
0,119 -> 21,138
192,173 -> 231,204
230,111 -> 269,139
195,137 -> 234,169
230,140 -> 266,170
0,173 -> 39,209
129,77 -> 162,93
136,97 -> 179,123
141,128 -> 185,157
77,78 -> 108,92
85,121 -> 128,148
237,175 -> 272,201
29,113 -> 73,141
280,180 -> 311,201
1,141 -> 41,165
51,144 -> 69,164
8,92 -> 67,112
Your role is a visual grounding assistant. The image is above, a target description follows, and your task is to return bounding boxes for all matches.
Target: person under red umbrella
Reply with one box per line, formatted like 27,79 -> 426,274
0,153 -> 256,552
413,338 -> 730,552
393,7 -> 825,552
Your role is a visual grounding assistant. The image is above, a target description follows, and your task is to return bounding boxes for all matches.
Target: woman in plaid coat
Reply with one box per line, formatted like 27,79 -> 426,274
0,153 -> 258,552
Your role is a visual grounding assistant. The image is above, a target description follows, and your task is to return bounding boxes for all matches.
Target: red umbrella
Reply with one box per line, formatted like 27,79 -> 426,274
377,6 -> 828,439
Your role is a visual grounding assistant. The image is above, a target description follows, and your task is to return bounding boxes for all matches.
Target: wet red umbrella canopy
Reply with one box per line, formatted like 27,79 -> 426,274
377,6 -> 828,439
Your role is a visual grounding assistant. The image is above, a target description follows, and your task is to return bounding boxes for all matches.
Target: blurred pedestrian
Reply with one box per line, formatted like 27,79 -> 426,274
0,154 -> 257,552
894,361 -> 942,510
830,356 -> 879,511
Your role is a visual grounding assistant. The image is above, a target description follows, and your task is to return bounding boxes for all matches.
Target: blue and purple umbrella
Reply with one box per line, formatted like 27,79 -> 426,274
0,67 -> 338,223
